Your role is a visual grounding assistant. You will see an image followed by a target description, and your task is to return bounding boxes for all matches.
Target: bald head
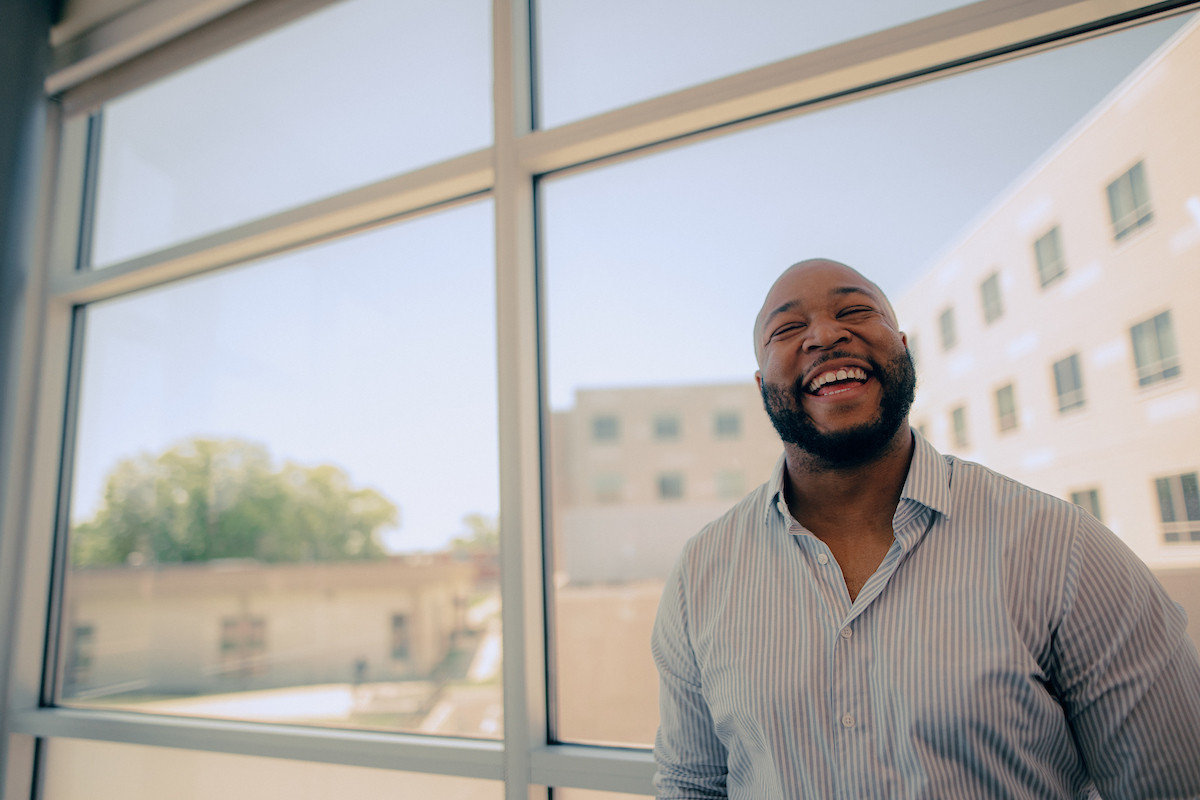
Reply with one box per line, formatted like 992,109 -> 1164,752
754,259 -> 898,365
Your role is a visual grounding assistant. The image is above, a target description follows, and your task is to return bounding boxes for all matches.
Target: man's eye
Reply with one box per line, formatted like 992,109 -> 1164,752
772,323 -> 804,338
839,307 -> 873,317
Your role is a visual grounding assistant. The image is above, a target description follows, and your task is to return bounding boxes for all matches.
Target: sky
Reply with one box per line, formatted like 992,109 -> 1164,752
72,0 -> 1192,551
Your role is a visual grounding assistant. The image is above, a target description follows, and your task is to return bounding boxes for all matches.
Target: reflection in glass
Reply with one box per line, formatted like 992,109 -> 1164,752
90,0 -> 491,267
42,738 -> 502,800
537,0 -> 974,128
63,201 -> 503,738
543,16 -> 1198,746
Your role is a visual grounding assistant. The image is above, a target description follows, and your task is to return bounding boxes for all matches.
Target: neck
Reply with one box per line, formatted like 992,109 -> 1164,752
782,424 -> 915,532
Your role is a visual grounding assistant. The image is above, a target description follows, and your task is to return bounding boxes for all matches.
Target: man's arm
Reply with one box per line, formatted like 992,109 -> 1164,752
1051,511 -> 1200,799
651,558 -> 729,799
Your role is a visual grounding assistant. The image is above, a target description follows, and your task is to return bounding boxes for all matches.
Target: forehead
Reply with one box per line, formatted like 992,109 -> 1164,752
760,263 -> 885,321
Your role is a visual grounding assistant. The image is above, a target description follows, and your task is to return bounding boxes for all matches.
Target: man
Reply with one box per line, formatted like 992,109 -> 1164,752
651,259 -> 1200,799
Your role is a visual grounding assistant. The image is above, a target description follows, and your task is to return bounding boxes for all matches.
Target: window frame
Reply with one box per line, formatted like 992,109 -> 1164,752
4,1 -> 1199,799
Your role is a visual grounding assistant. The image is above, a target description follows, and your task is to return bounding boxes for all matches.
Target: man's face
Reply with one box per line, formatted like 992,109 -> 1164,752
754,261 -> 916,467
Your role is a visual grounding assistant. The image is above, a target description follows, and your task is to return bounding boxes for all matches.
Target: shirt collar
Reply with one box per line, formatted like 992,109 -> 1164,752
764,429 -> 953,526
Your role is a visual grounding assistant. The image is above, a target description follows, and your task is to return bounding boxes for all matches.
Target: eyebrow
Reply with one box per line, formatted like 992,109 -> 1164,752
761,286 -> 878,331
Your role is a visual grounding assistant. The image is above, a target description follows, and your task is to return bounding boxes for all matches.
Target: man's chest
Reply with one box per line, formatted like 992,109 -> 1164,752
687,552 -> 1065,763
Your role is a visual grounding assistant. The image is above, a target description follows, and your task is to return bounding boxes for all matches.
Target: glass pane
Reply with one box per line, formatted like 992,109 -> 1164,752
537,0 -> 977,128
64,201 -> 502,738
42,738 -> 501,800
543,16 -> 1197,747
1158,478 -> 1179,524
1182,473 -> 1200,522
90,0 -> 491,268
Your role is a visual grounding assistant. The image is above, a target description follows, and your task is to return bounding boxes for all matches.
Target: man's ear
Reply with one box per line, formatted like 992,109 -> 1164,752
754,371 -> 763,391
900,332 -> 908,348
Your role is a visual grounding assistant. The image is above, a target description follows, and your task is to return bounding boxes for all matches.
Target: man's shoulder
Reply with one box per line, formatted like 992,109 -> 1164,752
673,479 -> 777,572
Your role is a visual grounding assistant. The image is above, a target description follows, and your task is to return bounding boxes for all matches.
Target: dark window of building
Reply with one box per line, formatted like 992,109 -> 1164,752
938,307 -> 957,351
1107,161 -> 1153,240
980,272 -> 1003,324
658,472 -> 685,500
994,384 -> 1018,432
1156,473 -> 1200,543
1033,226 -> 1066,287
1053,353 -> 1086,412
1131,311 -> 1180,387
654,414 -> 680,440
951,405 -> 969,449
592,414 -> 619,441
220,615 -> 267,677
67,623 -> 95,689
391,613 -> 410,660
1070,489 -> 1103,522
714,411 -> 741,439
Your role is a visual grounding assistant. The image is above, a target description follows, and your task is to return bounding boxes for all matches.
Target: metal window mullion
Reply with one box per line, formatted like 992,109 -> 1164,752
493,2 -> 547,800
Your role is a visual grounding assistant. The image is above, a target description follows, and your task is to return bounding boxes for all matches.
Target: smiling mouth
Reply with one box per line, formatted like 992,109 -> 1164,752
805,366 -> 871,396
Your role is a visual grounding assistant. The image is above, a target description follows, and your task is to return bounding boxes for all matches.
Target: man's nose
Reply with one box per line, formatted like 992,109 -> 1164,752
803,318 -> 851,352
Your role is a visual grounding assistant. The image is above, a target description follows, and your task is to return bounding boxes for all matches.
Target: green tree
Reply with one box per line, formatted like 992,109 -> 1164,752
450,513 -> 499,552
72,438 -> 398,567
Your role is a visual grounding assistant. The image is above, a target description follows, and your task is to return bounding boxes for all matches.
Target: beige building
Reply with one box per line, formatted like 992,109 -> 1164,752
550,382 -> 782,584
64,556 -> 475,701
897,17 -> 1200,573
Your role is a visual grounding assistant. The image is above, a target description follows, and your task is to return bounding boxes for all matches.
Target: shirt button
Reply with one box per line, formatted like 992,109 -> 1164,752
840,627 -> 853,639
817,553 -> 829,565
841,713 -> 855,728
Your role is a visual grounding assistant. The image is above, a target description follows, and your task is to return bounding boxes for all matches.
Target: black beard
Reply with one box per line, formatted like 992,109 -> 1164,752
761,347 -> 917,469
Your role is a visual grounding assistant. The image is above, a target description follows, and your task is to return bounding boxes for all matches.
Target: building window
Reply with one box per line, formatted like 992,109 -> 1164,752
713,411 -> 741,439
908,333 -> 920,371
994,384 -> 1018,432
220,615 -> 267,677
1070,489 -> 1103,522
980,272 -> 1004,324
1033,226 -> 1066,287
67,623 -> 95,689
391,613 -> 410,660
658,472 -> 685,500
938,307 -> 957,351
715,469 -> 744,500
915,421 -> 929,440
592,472 -> 623,504
592,414 -> 619,441
653,414 -> 681,440
1130,311 -> 1181,387
1053,353 -> 1086,412
1107,161 -> 1154,240
1155,473 -> 1200,543
950,406 -> 969,448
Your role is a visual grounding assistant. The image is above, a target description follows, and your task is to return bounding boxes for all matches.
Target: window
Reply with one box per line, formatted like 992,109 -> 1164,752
654,414 -> 681,440
994,384 -> 1018,432
592,472 -> 623,504
1053,353 -> 1086,412
1070,489 -> 1104,522
220,615 -> 267,678
916,421 -> 930,440
1033,226 -> 1066,286
15,2 -> 1200,797
909,333 -> 921,371
715,469 -> 745,500
1155,473 -> 1200,543
1130,311 -> 1181,386
980,272 -> 1004,324
951,406 -> 969,448
939,307 -> 957,351
1107,161 -> 1154,239
592,414 -> 620,441
391,614 -> 410,660
714,411 -> 742,439
658,472 -> 685,500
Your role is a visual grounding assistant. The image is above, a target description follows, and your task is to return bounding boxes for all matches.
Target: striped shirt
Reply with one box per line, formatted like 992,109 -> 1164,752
652,432 -> 1200,799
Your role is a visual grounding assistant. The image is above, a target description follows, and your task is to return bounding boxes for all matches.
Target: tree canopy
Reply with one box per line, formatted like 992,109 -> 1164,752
72,438 -> 398,567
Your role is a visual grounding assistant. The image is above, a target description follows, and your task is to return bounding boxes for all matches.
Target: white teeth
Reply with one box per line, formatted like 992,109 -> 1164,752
807,366 -> 869,392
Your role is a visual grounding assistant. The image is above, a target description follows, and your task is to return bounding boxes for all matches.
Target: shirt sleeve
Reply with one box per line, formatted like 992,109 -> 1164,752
1051,510 -> 1200,799
651,555 -> 729,799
